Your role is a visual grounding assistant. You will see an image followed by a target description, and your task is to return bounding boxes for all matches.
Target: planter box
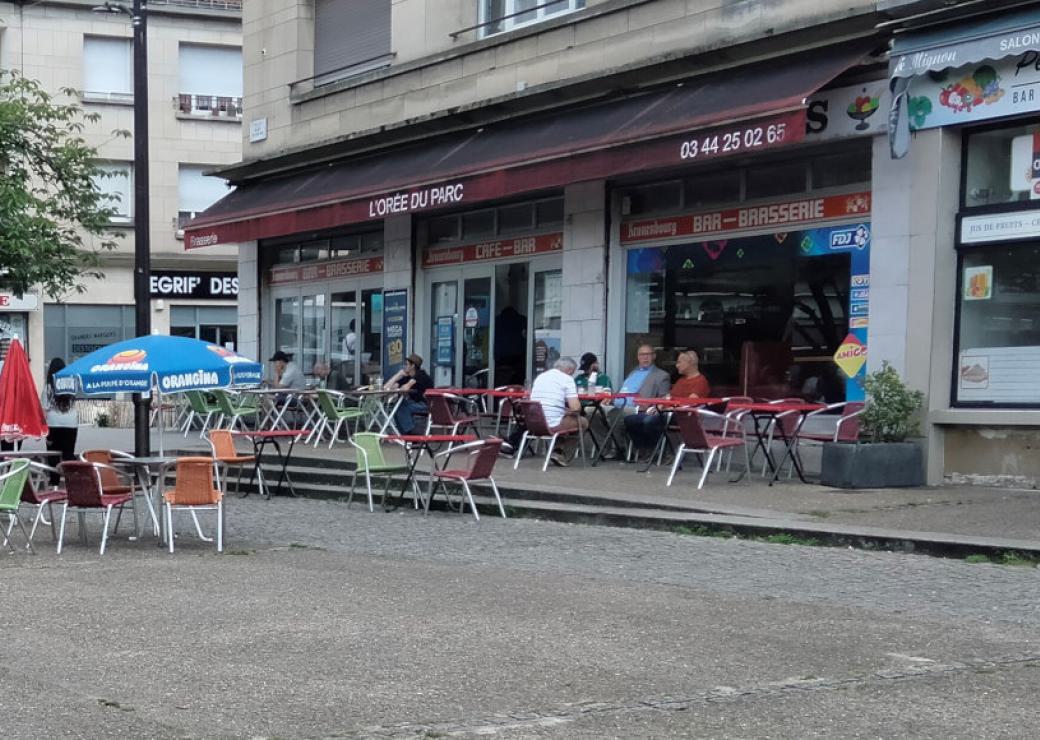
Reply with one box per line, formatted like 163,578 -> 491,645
820,441 -> 924,489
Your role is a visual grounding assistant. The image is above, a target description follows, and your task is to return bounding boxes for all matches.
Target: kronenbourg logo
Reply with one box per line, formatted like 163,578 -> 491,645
159,370 -> 220,392
833,334 -> 867,378
207,344 -> 252,364
90,349 -> 148,373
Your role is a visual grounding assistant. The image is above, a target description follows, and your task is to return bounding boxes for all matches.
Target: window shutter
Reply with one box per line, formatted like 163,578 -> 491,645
83,37 -> 132,95
313,0 -> 391,80
179,45 -> 243,97
93,162 -> 133,220
179,165 -> 232,215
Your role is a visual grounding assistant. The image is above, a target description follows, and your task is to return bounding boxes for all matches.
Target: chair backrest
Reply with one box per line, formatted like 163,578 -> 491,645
184,390 -> 210,414
211,389 -> 237,417
168,457 -> 221,505
80,450 -> 123,490
427,393 -> 456,426
358,394 -> 383,418
466,439 -> 503,480
835,402 -> 865,442
674,411 -> 711,449
60,461 -> 106,507
517,400 -> 552,436
0,459 -> 30,511
208,429 -> 240,460
351,432 -> 388,471
316,389 -> 341,417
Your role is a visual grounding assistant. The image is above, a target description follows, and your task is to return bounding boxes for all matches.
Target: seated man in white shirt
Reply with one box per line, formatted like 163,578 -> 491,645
528,356 -> 588,467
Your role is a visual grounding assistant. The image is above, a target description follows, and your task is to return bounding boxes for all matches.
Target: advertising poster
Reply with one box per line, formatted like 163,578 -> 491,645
381,289 -> 408,376
532,330 -> 561,375
963,266 -> 993,301
435,315 -> 454,366
957,347 -> 1040,403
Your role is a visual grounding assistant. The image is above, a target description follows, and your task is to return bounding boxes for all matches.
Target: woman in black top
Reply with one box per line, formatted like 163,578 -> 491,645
385,354 -> 433,434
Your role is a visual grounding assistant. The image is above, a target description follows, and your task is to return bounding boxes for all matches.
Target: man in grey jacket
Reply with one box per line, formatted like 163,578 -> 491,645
600,344 -> 671,458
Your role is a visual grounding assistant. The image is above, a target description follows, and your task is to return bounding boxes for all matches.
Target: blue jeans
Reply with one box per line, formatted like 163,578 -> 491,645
394,399 -> 427,434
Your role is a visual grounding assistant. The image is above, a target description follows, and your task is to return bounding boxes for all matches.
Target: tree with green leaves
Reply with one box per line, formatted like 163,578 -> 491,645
0,69 -> 126,297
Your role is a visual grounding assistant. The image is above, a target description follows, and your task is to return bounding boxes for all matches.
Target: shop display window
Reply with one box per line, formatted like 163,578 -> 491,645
624,233 -> 852,400
963,123 -> 1040,208
954,244 -> 1040,405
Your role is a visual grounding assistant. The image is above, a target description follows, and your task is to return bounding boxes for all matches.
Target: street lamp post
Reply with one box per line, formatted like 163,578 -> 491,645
96,1 -> 151,456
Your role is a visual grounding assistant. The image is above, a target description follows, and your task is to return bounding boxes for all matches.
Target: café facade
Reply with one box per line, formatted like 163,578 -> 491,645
186,8 -> 1040,485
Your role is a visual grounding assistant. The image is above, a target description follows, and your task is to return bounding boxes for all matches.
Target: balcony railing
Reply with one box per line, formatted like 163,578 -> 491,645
150,0 -> 242,10
174,94 -> 243,120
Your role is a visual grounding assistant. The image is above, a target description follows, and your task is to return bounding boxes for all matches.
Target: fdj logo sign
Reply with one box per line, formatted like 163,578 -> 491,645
828,224 -> 870,251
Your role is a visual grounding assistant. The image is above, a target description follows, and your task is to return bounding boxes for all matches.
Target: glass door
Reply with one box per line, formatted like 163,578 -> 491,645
531,268 -> 563,377
493,262 -> 529,386
430,280 -> 459,387
360,288 -> 383,386
330,289 -> 357,389
301,292 -> 326,381
463,275 -> 492,388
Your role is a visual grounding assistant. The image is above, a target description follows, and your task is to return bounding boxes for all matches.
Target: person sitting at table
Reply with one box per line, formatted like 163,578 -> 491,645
529,356 -> 587,467
623,350 -> 711,458
598,344 -> 670,459
574,352 -> 612,392
384,354 -> 434,435
270,351 -> 305,389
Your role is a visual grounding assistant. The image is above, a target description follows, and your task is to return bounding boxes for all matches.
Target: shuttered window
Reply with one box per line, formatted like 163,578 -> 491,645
83,37 -> 132,98
179,165 -> 232,225
92,162 -> 133,222
313,0 -> 391,83
179,44 -> 243,96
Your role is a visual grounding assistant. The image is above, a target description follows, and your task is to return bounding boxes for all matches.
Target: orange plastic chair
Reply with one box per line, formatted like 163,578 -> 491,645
162,457 -> 224,554
207,429 -> 265,498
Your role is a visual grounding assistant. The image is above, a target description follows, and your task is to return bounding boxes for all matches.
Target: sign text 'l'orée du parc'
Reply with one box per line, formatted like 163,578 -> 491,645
367,183 -> 465,218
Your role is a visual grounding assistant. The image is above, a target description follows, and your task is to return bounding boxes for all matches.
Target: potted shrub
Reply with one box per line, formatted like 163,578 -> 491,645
820,362 -> 925,488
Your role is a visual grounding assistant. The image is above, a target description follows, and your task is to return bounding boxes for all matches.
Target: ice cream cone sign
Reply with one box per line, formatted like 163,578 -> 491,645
833,334 -> 867,379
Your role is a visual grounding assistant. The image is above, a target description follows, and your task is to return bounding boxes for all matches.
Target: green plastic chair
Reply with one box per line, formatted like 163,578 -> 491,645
182,390 -> 222,438
0,459 -> 33,554
348,432 -> 409,512
313,390 -> 364,448
212,389 -> 259,431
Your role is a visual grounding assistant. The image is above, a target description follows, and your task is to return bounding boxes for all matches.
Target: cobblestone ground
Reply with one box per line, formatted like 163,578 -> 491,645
4,496 -> 1040,738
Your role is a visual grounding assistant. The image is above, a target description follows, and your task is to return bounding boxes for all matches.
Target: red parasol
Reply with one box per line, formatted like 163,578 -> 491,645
0,339 -> 48,441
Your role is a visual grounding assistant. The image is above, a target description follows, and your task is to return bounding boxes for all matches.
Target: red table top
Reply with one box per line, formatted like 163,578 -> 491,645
385,434 -> 477,443
233,429 -> 307,438
426,388 -> 488,396
577,391 -> 637,401
730,402 -> 825,414
486,389 -> 528,398
634,397 -> 728,408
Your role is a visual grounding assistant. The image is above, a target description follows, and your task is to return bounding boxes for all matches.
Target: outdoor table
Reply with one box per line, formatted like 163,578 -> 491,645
0,450 -> 63,461
243,388 -> 316,431
485,389 -> 527,399
426,387 -> 489,413
383,434 -> 476,512
343,388 -> 407,434
577,392 -> 636,465
232,429 -> 306,498
728,402 -> 825,485
111,455 -> 176,545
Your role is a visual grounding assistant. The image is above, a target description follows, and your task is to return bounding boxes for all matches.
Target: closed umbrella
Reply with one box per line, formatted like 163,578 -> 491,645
55,335 -> 263,454
0,338 -> 48,443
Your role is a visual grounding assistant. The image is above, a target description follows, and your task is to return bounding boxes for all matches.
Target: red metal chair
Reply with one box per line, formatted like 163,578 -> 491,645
425,438 -> 506,521
57,461 -> 136,555
667,410 -> 750,489
425,392 -> 479,439
513,400 -> 582,472
8,462 -> 68,549
789,401 -> 865,471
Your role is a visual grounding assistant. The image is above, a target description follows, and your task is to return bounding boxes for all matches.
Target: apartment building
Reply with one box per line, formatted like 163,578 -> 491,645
0,0 -> 243,386
187,0 -> 1040,485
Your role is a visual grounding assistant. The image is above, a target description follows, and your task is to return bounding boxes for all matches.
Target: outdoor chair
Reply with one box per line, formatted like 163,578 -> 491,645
425,392 -> 479,440
6,462 -> 68,550
425,438 -> 506,522
357,392 -> 390,432
162,457 -> 224,554
182,390 -> 222,437
488,385 -> 524,437
56,460 -> 136,555
667,410 -> 750,489
80,448 -> 146,534
310,389 -> 364,448
212,389 -> 259,432
513,400 -> 583,472
787,401 -> 865,475
0,459 -> 34,553
348,432 -> 411,512
208,429 -> 264,497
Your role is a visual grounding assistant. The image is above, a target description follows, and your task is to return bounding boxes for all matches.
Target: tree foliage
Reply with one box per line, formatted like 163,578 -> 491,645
861,362 -> 925,443
0,69 -> 125,297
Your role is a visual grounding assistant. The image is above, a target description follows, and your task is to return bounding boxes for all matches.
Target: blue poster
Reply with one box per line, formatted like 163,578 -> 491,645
435,315 -> 454,366
381,290 -> 408,377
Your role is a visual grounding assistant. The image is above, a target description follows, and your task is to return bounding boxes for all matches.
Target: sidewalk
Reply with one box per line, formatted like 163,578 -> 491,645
64,425 -> 1040,557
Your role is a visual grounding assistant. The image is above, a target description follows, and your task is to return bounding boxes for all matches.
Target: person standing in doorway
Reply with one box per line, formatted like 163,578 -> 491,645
42,358 -> 78,485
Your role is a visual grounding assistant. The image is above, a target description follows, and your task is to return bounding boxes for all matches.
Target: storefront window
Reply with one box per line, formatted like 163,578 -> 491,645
462,210 -> 496,239
623,231 -> 854,400
361,289 -> 383,385
955,244 -> 1040,405
531,269 -> 562,376
170,306 -> 238,350
274,296 -> 300,360
685,170 -> 741,209
963,124 -> 1040,208
44,304 -> 135,363
745,162 -> 807,200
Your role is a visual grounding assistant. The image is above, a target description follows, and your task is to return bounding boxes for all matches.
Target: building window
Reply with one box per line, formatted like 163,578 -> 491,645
82,37 -> 132,103
265,230 -> 384,266
177,44 -> 243,118
93,162 -> 133,223
962,123 -> 1039,208
178,165 -> 232,232
481,0 -> 586,37
171,306 -> 238,351
44,305 -> 135,364
424,196 -> 565,246
313,0 -> 392,86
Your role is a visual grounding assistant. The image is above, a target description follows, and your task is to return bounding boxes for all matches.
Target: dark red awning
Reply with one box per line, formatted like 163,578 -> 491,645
186,45 -> 870,248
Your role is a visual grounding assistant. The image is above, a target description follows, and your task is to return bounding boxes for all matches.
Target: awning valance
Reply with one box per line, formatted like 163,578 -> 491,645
185,44 -> 871,248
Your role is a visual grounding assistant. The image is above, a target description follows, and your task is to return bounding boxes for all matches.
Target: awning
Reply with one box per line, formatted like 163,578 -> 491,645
185,44 -> 871,248
888,7 -> 1040,158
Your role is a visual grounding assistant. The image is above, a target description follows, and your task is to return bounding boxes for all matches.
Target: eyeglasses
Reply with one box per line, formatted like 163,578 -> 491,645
637,352 -> 654,357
